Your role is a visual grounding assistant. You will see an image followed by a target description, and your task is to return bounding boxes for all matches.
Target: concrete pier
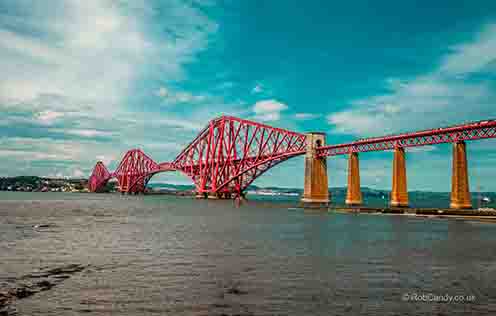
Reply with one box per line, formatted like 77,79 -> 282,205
346,152 -> 362,205
450,141 -> 472,209
301,132 -> 329,208
390,147 -> 409,207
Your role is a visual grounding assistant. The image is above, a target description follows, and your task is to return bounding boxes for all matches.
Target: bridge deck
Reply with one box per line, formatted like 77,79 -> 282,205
317,119 -> 496,156
89,116 -> 496,194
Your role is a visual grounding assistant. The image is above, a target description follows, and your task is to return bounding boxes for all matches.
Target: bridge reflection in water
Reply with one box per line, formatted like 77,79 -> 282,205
89,116 -> 496,209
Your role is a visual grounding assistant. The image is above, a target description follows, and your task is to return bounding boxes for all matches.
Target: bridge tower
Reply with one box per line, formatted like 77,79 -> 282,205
390,147 -> 409,207
346,152 -> 362,205
301,132 -> 329,207
450,141 -> 472,209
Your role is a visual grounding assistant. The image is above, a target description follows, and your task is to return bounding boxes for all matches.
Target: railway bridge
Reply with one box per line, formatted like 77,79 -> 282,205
89,116 -> 496,209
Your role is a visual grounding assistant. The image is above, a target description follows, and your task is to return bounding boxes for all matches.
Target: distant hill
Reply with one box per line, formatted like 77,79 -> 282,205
148,182 -> 496,209
1,177 -> 494,209
0,176 -> 88,192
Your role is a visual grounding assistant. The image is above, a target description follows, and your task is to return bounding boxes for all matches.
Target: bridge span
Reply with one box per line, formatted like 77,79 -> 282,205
89,116 -> 496,209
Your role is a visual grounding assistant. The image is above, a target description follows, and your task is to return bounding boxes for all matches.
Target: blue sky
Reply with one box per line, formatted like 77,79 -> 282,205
1,0 -> 496,191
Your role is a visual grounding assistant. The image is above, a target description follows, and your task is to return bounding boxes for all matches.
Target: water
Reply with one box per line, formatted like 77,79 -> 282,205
1,192 -> 495,315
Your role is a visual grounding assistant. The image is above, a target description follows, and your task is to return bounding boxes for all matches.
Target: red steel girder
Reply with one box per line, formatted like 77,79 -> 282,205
317,119 -> 496,157
88,161 -> 111,192
88,156 -> 177,193
112,149 -> 161,193
88,116 -> 306,195
89,117 -> 496,196
173,116 -> 306,195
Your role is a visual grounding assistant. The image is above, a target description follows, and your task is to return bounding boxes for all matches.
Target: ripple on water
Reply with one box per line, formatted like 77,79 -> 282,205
0,192 -> 495,315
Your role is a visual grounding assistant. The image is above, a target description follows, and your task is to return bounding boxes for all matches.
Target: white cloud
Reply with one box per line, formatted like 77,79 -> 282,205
72,169 -> 85,178
0,29 -> 71,66
176,91 -> 205,103
0,149 -> 60,160
0,1 -> 149,106
0,0 -> 218,110
36,110 -> 64,125
294,113 -> 320,120
0,136 -> 128,177
327,23 -> 496,137
253,99 -> 288,121
155,86 -> 206,104
0,137 -> 82,161
0,0 -> 219,177
328,111 -> 382,135
47,172 -> 64,179
156,87 -> 169,98
152,118 -> 204,131
95,155 -> 116,166
440,24 -> 496,75
407,146 -> 437,153
62,129 -> 114,138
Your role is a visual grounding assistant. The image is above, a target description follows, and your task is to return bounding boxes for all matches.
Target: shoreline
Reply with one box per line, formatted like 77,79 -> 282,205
332,206 -> 496,223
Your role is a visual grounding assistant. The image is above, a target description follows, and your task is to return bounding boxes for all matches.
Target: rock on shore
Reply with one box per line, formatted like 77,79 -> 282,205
0,263 -> 87,315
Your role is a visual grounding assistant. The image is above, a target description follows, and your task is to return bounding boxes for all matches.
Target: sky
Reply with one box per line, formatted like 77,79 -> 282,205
1,0 -> 496,192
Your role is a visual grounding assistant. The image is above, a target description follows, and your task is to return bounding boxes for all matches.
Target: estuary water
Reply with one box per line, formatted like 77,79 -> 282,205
1,192 -> 495,315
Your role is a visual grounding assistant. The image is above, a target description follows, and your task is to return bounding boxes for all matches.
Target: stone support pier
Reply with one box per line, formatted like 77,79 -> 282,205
390,147 -> 409,207
450,141 -> 472,209
346,152 -> 362,205
301,133 -> 329,207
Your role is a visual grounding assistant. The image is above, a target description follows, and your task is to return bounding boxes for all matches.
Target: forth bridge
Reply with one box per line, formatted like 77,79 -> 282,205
89,116 -> 496,209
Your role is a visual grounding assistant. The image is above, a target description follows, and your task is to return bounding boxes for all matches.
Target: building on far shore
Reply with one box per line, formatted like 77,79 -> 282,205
0,176 -> 89,193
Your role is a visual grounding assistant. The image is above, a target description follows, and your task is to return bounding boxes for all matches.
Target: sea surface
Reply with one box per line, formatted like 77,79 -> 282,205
1,192 -> 495,315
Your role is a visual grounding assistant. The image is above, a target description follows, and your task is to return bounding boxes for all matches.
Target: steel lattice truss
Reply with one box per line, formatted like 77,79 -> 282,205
173,116 -> 306,195
88,161 -> 111,192
88,117 -> 496,195
112,149 -> 160,193
88,116 -> 306,195
317,119 -> 496,157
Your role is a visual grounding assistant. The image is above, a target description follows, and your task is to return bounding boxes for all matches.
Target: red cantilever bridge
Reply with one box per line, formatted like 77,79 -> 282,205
89,116 -> 496,208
